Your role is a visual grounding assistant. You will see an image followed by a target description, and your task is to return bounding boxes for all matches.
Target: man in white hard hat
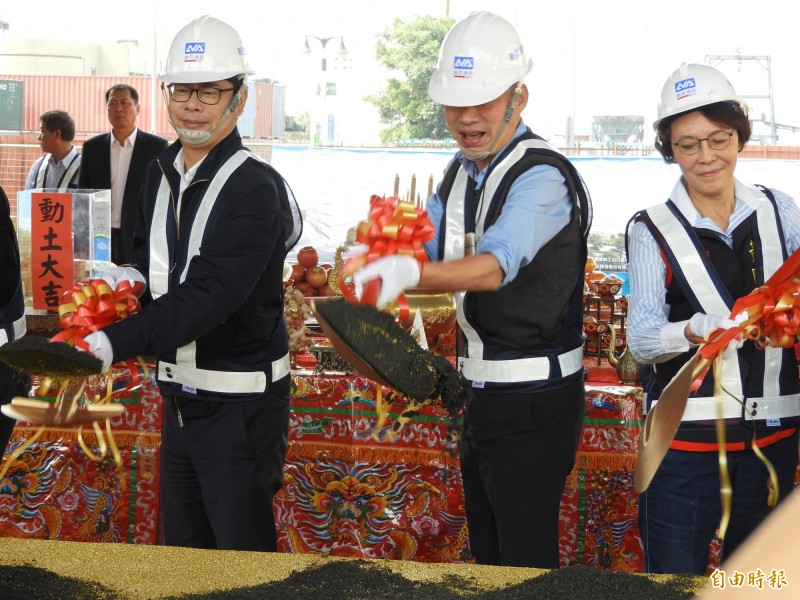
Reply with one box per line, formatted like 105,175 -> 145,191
351,11 -> 592,568
84,15 -> 303,551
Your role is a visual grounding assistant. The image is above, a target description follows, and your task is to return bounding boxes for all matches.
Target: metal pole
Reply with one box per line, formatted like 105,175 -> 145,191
150,0 -> 158,134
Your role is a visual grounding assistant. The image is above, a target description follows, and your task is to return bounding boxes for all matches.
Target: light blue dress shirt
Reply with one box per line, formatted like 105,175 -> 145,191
424,121 -> 572,285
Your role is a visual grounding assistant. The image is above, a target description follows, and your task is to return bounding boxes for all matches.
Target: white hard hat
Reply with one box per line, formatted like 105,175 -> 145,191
428,11 -> 533,107
654,63 -> 743,131
160,15 -> 254,83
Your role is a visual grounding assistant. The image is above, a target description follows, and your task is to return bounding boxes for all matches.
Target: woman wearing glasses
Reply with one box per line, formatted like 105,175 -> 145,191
626,63 -> 800,574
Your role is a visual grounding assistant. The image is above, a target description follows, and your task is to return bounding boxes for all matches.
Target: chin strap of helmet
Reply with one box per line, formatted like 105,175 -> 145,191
461,82 -> 523,163
162,77 -> 247,145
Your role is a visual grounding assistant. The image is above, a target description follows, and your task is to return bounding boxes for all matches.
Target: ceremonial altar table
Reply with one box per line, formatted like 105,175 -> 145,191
1,360 -> 648,570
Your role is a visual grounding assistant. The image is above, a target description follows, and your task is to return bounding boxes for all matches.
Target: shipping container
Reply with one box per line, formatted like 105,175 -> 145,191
273,85 -> 286,139
254,81 -> 274,139
0,79 -> 24,131
238,83 -> 256,138
0,74 -> 284,140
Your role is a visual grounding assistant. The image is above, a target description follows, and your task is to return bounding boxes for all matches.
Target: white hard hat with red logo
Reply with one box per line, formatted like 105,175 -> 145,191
160,15 -> 254,83
428,11 -> 533,107
654,63 -> 744,131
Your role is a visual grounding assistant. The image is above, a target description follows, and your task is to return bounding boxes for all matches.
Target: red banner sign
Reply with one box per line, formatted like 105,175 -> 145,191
30,192 -> 73,310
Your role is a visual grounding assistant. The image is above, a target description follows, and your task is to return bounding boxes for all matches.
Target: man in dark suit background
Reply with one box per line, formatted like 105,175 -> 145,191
79,84 -> 168,265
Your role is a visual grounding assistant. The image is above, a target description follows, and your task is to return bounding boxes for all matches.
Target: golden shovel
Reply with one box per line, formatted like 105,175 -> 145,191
633,353 -> 709,494
1,379 -> 123,426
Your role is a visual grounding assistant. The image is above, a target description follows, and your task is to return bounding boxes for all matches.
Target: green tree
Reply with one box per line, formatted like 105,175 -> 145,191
367,15 -> 454,144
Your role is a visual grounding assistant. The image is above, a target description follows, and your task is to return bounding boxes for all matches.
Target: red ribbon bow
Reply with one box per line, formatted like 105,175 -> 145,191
50,278 -> 144,391
51,279 -> 141,351
694,247 -> 800,386
342,195 -> 435,308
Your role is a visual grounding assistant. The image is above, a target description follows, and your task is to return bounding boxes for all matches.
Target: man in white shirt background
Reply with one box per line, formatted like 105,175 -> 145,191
78,84 -> 168,265
24,110 -> 81,191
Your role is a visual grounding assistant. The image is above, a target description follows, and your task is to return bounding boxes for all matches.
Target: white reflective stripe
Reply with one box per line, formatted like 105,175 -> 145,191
455,289 -> 484,360
170,152 -> 249,373
59,155 -> 81,191
558,345 -> 585,379
179,150 -> 249,283
457,346 -> 583,383
176,340 -> 196,366
157,353 -> 289,394
751,193 -> 784,395
149,179 -> 171,299
0,316 -> 26,347
34,156 -> 47,188
443,168 -> 468,262
13,315 -> 25,340
151,150 -> 250,301
647,201 -> 730,316
445,141 -> 569,365
647,198 -> 743,399
272,352 -> 291,382
763,345 -> 782,399
159,361 -> 266,394
36,154 -> 81,191
652,393 -> 800,422
442,170 -> 484,359
478,138 -> 555,238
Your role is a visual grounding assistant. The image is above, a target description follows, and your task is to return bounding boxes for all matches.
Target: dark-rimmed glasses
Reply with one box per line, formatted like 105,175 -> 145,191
671,129 -> 735,156
167,84 -> 235,106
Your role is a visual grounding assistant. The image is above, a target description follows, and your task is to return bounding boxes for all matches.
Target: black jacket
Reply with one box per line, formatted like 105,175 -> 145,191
102,129 -> 296,400
78,129 -> 169,264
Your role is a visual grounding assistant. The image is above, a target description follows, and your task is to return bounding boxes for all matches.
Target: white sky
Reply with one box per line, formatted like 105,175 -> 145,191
3,0 -> 800,145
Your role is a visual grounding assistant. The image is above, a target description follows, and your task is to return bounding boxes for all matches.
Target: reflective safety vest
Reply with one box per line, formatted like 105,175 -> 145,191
636,183 -> 800,438
439,134 -> 590,390
0,284 -> 25,347
33,153 -> 81,191
148,149 -> 299,396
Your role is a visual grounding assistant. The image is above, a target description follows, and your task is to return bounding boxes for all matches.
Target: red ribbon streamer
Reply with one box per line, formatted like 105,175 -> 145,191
693,246 -> 800,386
342,195 -> 435,316
51,278 -> 143,389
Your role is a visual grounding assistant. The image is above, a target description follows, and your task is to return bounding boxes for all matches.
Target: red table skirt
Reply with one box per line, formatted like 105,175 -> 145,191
1,366 -> 162,543
2,361 -> 648,569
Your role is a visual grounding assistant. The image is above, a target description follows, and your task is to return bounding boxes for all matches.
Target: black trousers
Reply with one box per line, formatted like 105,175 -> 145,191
160,380 -> 290,551
459,379 -> 585,568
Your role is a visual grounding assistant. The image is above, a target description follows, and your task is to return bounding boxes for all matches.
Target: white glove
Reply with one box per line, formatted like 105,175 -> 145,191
352,255 -> 421,308
687,312 -> 744,359
84,331 -> 114,372
101,266 -> 146,294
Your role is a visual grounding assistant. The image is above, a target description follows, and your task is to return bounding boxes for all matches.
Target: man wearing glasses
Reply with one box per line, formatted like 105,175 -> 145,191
24,110 -> 81,191
78,85 -> 168,266
626,63 -> 800,574
84,15 -> 303,552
